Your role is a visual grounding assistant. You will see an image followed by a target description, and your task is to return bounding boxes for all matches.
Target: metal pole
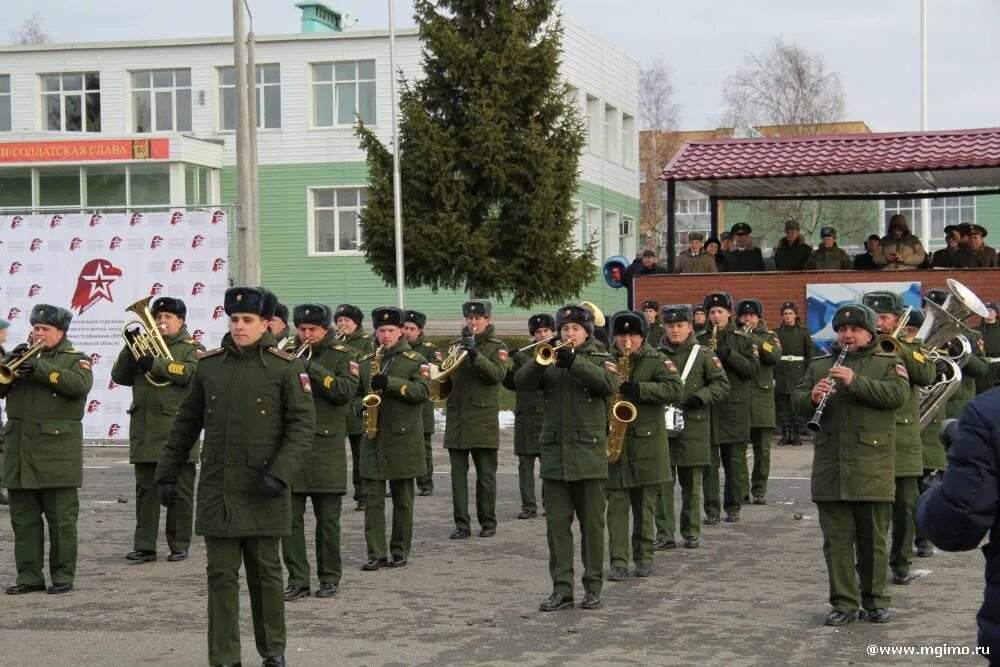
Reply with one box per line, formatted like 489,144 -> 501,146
709,195 -> 719,238
389,0 -> 405,309
246,1 -> 260,259
665,180 -> 676,274
919,0 -> 931,249
233,0 -> 259,284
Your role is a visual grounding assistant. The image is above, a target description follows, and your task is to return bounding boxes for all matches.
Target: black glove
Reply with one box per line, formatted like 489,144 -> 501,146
259,472 -> 286,498
939,418 -> 959,451
947,339 -> 966,358
715,341 -> 731,362
16,357 -> 38,376
136,355 -> 155,373
619,381 -> 640,400
123,327 -> 142,347
682,395 -> 704,409
555,345 -> 575,369
158,483 -> 180,508
459,335 -> 478,361
370,374 -> 389,391
10,342 -> 30,357
933,357 -> 952,377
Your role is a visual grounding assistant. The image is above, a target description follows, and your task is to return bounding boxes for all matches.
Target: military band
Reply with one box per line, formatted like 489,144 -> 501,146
403,310 -> 441,496
333,303 -> 373,512
774,301 -> 813,446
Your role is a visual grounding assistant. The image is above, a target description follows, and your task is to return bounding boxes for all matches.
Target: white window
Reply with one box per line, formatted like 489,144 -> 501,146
604,104 -> 619,162
622,113 -> 635,168
131,69 -> 191,133
620,216 -> 636,257
604,210 -> 619,259
312,60 -> 376,127
586,95 -> 601,155
570,199 -> 583,249
585,204 -> 602,254
218,64 -> 281,131
41,72 -> 101,132
0,75 -> 10,131
185,165 -> 212,206
884,196 -> 975,238
310,186 -> 367,254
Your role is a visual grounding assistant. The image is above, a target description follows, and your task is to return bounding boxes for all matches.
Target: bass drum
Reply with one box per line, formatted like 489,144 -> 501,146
665,405 -> 685,438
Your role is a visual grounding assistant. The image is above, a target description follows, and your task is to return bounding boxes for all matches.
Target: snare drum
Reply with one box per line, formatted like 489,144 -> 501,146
665,405 -> 685,437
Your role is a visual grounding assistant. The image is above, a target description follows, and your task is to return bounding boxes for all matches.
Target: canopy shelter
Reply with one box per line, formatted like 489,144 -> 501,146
657,127 -> 1000,272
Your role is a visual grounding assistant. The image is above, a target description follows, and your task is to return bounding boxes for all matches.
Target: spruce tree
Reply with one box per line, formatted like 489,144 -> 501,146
357,0 -> 594,308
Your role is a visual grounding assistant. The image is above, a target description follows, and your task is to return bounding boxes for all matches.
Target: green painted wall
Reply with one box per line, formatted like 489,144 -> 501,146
978,193 -> 1000,238
221,162 -> 638,318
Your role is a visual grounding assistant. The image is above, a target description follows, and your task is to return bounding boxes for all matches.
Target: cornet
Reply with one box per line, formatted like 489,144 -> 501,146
0,340 -> 45,385
535,340 -> 575,365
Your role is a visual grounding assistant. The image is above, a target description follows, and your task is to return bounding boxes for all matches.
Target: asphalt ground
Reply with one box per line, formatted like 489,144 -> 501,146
0,433 -> 988,666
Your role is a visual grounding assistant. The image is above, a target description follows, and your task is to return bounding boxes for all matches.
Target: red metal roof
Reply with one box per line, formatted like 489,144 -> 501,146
659,127 -> 1000,198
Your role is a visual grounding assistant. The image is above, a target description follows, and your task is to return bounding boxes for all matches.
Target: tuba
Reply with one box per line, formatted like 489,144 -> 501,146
123,296 -> 175,388
430,326 -> 476,402
362,346 -> 384,439
0,340 -> 45,385
917,279 -> 988,428
606,339 -> 638,464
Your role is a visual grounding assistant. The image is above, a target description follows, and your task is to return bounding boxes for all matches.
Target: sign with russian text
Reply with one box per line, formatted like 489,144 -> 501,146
0,138 -> 170,163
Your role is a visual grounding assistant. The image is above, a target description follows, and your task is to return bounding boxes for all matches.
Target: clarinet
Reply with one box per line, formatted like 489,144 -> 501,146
806,346 -> 850,432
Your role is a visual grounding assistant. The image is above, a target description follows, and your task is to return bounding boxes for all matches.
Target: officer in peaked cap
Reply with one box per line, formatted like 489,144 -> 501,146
502,313 -> 556,520
774,301 -> 813,446
3,304 -> 93,596
722,224 -> 765,272
402,309 -> 441,496
333,303 -> 372,511
954,223 -> 998,269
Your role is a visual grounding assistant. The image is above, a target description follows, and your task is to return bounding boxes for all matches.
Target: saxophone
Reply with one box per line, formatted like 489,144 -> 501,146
606,339 -> 638,464
709,325 -> 718,350
362,346 -> 384,439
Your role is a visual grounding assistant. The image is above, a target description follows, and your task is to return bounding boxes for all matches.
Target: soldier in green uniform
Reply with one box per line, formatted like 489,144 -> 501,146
655,305 -> 730,549
861,291 -> 936,586
515,304 -> 619,611
976,300 -> 1000,394
792,304 -> 910,625
403,310 -> 441,497
737,299 -> 782,505
774,301 -> 813,446
444,300 -> 509,539
697,292 -> 759,523
502,314 -> 554,519
357,307 -> 430,570
269,302 -> 291,346
156,287 -> 314,667
0,316 -> 8,505
605,311 -> 682,579
2,305 -> 93,595
692,305 -> 708,338
803,227 -> 853,270
280,304 -> 359,600
112,297 -> 204,563
333,304 -> 373,511
640,300 -> 664,348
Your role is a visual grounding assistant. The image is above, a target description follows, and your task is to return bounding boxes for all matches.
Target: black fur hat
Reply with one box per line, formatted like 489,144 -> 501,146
405,310 -> 427,328
273,302 -> 290,323
224,287 -> 277,319
704,292 -> 733,312
555,304 -> 594,335
528,313 -> 555,335
611,310 -> 648,338
151,297 -> 187,320
462,300 -> 492,317
334,304 -> 364,326
30,304 -> 73,331
293,303 -> 331,329
736,298 -> 763,317
661,305 -> 693,324
372,307 -> 405,328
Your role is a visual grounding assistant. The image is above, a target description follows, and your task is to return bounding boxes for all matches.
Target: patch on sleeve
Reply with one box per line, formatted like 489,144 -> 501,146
167,363 -> 185,376
78,359 -> 92,372
400,384 -> 408,397
323,376 -> 334,389
603,360 -> 617,373
498,349 -> 509,363
912,350 -> 926,363
420,364 -> 431,379
49,371 -> 60,384
712,356 -> 722,369
663,359 -> 678,374
896,364 -> 909,379
349,361 -> 360,377
435,350 -> 443,362
299,372 -> 313,393
762,342 -> 774,353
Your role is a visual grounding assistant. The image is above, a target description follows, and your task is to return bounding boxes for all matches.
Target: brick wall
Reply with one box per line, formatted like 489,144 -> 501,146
634,269 -> 1000,323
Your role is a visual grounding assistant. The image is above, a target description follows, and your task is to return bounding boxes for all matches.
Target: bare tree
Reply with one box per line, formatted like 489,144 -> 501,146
10,13 -> 50,45
638,59 -> 681,257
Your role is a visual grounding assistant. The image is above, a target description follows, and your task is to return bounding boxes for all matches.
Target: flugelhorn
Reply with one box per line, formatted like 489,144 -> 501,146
123,296 -> 175,388
0,340 -> 45,385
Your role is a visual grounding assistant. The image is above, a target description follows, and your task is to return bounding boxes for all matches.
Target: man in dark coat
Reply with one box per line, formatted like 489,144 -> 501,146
853,234 -> 881,270
773,220 -> 812,271
954,224 -> 999,268
625,250 -> 668,308
722,223 -> 765,272
930,225 -> 962,268
916,390 -> 1000,658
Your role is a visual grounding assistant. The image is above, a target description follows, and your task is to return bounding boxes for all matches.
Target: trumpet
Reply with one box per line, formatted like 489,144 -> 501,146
334,327 -> 348,341
123,296 -> 175,388
516,336 -> 556,353
293,342 -> 313,360
536,340 -> 575,365
0,340 -> 45,385
875,306 -> 913,356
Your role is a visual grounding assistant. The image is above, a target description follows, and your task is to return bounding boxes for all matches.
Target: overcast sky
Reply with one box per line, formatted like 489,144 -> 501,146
9,0 -> 998,133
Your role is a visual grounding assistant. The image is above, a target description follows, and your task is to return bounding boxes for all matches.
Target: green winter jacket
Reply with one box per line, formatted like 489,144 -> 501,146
443,324 -> 509,450
343,328 -> 374,436
749,322 -> 782,429
411,334 -> 441,435
514,337 -> 619,481
0,337 -> 93,489
155,330 -> 315,538
894,339 -> 937,476
111,328 -> 204,463
774,323 -> 813,395
503,348 -> 545,456
697,321 -> 759,445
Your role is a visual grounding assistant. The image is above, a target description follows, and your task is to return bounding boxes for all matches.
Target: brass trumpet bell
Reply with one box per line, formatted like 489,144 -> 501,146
0,340 -> 45,385
610,400 -> 637,423
535,340 -> 574,365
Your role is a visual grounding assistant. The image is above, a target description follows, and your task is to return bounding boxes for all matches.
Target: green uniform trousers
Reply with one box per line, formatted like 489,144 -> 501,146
607,484 -> 657,568
448,448 -> 497,531
364,477 -> 414,559
8,487 -> 79,587
281,492 -> 343,588
348,434 -> 364,503
749,427 -> 771,499
915,472 -> 936,552
205,536 -> 285,665
543,478 -> 605,596
133,462 -> 195,553
417,432 -> 434,492
656,466 -> 703,541
817,501 -> 892,614
889,476 -> 921,575
518,454 -> 539,512
775,393 -> 794,427
703,443 -> 748,518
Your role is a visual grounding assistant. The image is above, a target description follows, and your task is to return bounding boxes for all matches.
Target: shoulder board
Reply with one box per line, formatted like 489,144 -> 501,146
732,330 -> 749,338
197,347 -> 225,359
330,343 -> 348,351
360,352 -> 375,362
184,339 -> 198,345
403,351 -> 419,360
360,333 -> 371,339
63,347 -> 78,354
267,347 -> 296,361
874,351 -> 897,358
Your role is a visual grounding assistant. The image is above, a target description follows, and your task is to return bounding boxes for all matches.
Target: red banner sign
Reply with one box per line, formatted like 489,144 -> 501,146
0,138 -> 170,163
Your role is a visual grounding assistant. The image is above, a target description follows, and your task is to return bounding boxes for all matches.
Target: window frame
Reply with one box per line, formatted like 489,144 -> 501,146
40,71 -> 102,133
306,185 -> 368,256
310,60 -> 377,129
0,74 -> 11,132
216,63 -> 282,132
130,68 -> 192,133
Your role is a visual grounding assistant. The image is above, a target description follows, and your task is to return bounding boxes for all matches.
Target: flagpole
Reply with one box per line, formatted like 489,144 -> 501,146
388,0 -> 405,309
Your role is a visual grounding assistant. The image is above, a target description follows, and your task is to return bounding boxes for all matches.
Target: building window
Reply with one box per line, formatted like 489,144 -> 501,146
586,95 -> 601,155
39,167 -> 82,207
132,68 -> 191,133
185,165 -> 211,206
218,64 -> 281,131
0,168 -> 31,207
604,104 -> 619,162
884,196 -> 975,239
310,187 -> 367,253
570,199 -> 583,249
41,72 -> 101,132
312,60 -> 376,127
585,204 -> 602,257
619,216 -> 635,257
129,163 -> 171,206
0,75 -> 10,131
622,113 -> 635,168
86,165 -> 127,207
